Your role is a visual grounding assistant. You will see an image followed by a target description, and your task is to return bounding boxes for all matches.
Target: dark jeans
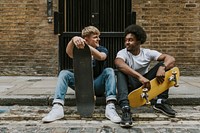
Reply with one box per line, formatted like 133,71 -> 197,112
117,62 -> 169,108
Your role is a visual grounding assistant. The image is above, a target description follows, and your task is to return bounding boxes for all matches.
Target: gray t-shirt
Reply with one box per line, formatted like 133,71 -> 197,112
116,48 -> 162,75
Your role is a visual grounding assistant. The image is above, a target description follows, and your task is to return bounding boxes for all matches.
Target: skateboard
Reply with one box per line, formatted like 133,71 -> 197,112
73,44 -> 95,117
128,67 -> 180,108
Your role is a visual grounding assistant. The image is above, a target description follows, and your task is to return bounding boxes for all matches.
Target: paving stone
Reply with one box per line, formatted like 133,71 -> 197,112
130,128 -> 143,133
114,128 -> 130,133
156,128 -> 174,133
187,129 -> 200,133
53,128 -> 69,133
142,128 -> 159,133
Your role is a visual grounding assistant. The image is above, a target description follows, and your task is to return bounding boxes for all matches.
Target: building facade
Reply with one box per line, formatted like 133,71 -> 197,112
0,0 -> 199,76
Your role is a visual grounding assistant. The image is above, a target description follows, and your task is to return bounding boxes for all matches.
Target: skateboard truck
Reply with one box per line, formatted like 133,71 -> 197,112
141,88 -> 151,105
169,71 -> 179,87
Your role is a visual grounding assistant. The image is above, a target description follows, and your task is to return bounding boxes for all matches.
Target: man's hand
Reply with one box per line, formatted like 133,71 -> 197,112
156,66 -> 166,84
72,36 -> 85,49
138,76 -> 151,91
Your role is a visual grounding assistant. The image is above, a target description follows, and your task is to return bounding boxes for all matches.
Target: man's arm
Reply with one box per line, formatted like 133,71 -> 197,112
66,39 -> 75,58
66,36 -> 85,58
157,54 -> 176,70
115,58 -> 151,90
88,45 -> 107,61
156,54 -> 176,83
66,36 -> 106,61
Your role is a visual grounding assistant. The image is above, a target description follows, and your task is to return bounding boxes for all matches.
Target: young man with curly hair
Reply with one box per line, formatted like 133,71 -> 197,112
115,24 -> 176,127
42,26 -> 121,123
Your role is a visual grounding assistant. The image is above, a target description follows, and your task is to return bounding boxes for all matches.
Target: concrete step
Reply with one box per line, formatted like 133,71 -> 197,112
0,76 -> 199,106
0,96 -> 200,106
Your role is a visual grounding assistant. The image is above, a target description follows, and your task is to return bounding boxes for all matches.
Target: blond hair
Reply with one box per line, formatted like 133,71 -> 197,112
81,26 -> 100,38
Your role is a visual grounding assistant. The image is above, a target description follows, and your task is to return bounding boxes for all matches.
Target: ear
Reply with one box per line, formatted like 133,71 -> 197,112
84,36 -> 89,42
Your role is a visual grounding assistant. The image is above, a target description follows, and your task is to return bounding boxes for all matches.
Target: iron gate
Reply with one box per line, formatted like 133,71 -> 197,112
54,0 -> 136,72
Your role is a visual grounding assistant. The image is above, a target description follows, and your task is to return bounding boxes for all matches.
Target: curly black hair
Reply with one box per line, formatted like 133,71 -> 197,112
124,24 -> 147,44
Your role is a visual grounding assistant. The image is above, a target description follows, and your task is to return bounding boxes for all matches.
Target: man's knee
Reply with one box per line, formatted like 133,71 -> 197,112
58,70 -> 72,79
104,68 -> 115,75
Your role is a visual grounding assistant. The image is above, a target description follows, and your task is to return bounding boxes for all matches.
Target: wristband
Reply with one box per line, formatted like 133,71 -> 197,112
161,63 -> 166,70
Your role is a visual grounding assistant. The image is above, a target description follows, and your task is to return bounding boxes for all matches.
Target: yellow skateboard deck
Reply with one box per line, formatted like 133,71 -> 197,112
128,67 -> 180,108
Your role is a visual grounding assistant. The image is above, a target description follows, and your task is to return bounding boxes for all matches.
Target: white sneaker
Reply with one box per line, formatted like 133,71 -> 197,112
105,103 -> 121,123
42,104 -> 64,123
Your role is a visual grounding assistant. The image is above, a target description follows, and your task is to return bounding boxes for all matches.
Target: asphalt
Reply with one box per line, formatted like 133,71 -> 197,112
0,76 -> 199,106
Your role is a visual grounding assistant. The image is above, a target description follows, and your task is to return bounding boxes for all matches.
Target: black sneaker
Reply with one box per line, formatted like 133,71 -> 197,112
120,106 -> 133,128
153,99 -> 176,117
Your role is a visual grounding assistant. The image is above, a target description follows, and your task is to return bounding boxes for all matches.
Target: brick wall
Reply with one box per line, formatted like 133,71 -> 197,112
0,0 -> 58,76
132,0 -> 200,76
0,0 -> 199,76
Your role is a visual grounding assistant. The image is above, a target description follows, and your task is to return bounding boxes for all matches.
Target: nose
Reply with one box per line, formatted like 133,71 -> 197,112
125,40 -> 129,45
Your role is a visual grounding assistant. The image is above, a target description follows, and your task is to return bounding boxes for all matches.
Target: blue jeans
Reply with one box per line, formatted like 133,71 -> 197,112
53,68 -> 117,105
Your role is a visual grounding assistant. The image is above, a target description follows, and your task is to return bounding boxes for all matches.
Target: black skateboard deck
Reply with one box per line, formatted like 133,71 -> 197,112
73,44 -> 95,117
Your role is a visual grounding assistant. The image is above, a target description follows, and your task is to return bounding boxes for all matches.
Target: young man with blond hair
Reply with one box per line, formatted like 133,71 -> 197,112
42,26 -> 121,123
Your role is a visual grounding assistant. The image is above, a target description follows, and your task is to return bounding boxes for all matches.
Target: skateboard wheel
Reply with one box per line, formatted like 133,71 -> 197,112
174,84 -> 179,87
146,101 -> 151,105
94,96 -> 96,101
142,88 -> 148,92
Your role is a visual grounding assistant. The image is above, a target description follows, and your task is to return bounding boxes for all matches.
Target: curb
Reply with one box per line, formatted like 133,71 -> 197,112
0,96 -> 200,106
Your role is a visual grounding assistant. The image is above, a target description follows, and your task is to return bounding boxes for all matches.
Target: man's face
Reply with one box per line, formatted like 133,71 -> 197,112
125,33 -> 140,51
85,34 -> 100,48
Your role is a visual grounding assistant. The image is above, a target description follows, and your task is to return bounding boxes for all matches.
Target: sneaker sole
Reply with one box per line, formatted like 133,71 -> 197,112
153,105 -> 176,117
120,122 -> 134,128
105,114 -> 121,123
42,115 -> 64,123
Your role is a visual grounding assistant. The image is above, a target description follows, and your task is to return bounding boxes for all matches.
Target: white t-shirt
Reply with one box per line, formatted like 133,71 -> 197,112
116,48 -> 162,75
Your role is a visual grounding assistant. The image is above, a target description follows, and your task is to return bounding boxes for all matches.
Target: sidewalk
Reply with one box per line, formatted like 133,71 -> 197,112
0,76 -> 199,106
